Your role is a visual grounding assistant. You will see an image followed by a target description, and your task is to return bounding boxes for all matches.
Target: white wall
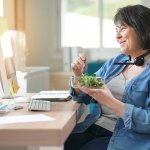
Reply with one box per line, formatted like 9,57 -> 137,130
25,0 -> 63,71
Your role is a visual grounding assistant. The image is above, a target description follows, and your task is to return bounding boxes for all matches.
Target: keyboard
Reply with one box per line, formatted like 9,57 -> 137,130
28,99 -> 51,111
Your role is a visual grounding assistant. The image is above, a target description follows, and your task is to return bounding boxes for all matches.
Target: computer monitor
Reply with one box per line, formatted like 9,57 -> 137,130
0,17 -> 20,98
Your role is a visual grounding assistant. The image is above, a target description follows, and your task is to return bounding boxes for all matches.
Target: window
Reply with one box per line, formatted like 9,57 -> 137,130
62,0 -> 99,48
62,0 -> 141,49
103,0 -> 141,48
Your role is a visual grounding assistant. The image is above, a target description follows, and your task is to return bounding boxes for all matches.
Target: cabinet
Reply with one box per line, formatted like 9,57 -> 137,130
16,66 -> 50,94
50,72 -> 73,90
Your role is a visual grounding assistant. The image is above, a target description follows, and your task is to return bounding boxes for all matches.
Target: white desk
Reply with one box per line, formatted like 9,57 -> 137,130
0,98 -> 82,150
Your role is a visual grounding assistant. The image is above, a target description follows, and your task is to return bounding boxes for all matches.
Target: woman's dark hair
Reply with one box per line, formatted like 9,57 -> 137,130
114,5 -> 150,50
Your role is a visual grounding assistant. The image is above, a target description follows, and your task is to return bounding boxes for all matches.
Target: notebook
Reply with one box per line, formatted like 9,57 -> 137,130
31,90 -> 72,102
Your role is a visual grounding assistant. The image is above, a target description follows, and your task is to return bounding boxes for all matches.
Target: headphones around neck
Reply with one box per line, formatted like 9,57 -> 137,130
114,50 -> 150,66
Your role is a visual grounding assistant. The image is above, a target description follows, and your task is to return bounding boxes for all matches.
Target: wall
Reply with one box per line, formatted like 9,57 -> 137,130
3,0 -> 15,29
25,0 -> 62,71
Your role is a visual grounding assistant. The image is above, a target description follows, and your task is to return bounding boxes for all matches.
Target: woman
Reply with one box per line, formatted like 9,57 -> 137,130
65,4 -> 150,150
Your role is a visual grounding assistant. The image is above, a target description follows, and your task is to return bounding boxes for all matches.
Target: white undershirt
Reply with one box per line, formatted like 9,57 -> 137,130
95,73 -> 129,131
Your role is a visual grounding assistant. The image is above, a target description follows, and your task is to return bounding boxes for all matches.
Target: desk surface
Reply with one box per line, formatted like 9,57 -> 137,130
0,99 -> 80,147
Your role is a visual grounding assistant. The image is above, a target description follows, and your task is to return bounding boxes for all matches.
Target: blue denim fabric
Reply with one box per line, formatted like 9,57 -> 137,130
70,54 -> 150,150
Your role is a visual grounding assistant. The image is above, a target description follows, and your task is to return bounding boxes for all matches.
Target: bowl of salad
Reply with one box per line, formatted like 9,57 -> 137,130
71,74 -> 104,89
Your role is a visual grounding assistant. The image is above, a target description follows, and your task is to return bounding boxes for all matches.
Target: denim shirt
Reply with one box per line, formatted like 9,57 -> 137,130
70,54 -> 150,150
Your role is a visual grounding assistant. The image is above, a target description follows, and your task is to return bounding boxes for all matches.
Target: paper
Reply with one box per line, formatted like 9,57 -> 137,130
0,114 -> 56,124
12,80 -> 20,93
9,80 -> 20,97
9,83 -> 14,96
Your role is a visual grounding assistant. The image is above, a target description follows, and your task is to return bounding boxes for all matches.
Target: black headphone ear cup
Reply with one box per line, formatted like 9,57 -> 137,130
134,57 -> 144,66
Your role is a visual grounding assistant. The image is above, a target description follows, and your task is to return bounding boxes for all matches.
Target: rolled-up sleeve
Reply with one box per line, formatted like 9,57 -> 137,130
69,82 -> 92,105
123,103 -> 150,134
123,103 -> 134,129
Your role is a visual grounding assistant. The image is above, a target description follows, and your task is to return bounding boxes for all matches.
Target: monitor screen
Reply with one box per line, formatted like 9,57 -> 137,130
0,17 -> 20,98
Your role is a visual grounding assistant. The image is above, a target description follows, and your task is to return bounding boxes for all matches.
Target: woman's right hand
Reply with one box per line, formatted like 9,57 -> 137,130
71,54 -> 86,77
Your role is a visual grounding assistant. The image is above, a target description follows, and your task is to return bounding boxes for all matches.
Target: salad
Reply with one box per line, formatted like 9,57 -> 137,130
74,74 -> 104,88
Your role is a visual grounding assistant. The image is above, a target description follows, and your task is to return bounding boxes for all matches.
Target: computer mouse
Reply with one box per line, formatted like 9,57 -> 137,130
14,105 -> 24,110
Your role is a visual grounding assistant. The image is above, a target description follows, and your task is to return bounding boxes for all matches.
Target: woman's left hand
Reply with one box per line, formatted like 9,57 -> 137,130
79,84 -> 115,106
79,84 -> 125,118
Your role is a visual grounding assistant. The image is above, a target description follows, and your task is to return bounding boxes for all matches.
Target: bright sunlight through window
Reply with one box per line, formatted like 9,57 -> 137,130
62,0 -> 141,49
